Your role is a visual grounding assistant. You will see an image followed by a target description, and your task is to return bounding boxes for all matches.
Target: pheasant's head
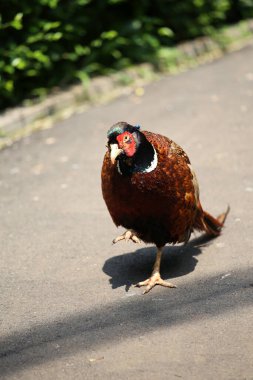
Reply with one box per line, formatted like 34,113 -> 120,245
107,122 -> 141,164
106,121 -> 157,175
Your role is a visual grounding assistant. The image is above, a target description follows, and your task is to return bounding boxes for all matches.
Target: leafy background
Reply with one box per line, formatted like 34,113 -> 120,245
1,0 -> 253,111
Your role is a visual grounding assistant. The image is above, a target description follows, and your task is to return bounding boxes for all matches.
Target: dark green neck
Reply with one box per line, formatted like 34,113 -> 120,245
117,134 -> 157,176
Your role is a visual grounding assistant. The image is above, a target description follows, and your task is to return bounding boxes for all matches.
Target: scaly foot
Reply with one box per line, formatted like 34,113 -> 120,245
134,272 -> 176,294
112,230 -> 141,244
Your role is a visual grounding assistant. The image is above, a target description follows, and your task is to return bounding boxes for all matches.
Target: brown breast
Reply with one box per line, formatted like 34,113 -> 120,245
101,131 -> 198,246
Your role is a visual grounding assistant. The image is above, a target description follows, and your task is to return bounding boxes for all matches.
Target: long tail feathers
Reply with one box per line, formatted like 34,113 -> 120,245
194,205 -> 230,237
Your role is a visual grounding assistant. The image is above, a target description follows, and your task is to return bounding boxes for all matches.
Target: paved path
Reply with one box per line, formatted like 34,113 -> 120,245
1,45 -> 253,380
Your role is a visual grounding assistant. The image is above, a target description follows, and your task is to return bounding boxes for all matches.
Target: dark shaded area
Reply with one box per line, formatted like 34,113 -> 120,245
103,234 -> 214,291
1,41 -> 253,379
0,46 -> 253,378
0,266 -> 252,376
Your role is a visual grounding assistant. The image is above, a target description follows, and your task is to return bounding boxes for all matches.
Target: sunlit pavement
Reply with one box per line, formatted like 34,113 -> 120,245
1,45 -> 253,379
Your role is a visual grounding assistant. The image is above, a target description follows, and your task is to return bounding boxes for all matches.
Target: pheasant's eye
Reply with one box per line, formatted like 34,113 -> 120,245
123,134 -> 130,143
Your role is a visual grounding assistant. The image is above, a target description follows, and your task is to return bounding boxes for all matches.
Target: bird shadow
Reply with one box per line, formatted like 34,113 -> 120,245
102,234 -> 215,291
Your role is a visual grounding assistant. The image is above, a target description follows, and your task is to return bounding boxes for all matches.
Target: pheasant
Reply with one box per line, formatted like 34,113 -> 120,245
101,122 -> 229,294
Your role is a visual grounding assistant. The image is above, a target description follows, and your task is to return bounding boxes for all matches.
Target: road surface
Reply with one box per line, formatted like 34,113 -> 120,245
0,45 -> 253,379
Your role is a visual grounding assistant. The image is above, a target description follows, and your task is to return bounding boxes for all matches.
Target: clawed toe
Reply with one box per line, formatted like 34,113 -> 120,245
134,272 -> 176,294
113,230 -> 141,244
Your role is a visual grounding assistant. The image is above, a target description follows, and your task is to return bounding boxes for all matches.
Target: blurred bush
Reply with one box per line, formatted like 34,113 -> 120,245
1,0 -> 253,110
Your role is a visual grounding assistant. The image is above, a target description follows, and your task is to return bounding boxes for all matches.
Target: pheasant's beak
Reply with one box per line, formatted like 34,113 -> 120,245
110,144 -> 123,164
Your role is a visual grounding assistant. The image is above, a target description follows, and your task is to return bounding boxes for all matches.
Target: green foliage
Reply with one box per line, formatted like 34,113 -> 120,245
0,0 -> 253,110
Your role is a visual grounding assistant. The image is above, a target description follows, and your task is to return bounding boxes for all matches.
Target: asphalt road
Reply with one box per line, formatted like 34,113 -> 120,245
1,45 -> 253,380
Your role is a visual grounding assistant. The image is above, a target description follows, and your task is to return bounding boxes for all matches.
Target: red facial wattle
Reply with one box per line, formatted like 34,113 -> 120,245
116,132 -> 136,157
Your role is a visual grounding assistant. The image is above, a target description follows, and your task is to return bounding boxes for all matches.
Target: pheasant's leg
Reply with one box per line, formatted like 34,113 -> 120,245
134,247 -> 176,294
112,230 -> 141,244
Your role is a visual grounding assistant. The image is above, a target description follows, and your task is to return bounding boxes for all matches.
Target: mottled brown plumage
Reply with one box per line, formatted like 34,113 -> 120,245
101,122 -> 229,293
